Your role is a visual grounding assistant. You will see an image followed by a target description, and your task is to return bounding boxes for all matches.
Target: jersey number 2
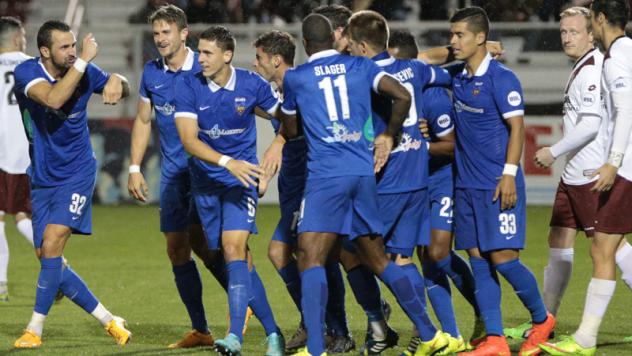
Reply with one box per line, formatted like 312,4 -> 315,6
319,75 -> 350,121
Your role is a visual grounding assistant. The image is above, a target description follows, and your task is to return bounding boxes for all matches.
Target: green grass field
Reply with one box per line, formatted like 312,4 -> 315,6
0,205 -> 630,355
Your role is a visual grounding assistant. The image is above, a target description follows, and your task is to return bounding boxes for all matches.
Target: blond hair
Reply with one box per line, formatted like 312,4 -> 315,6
560,6 -> 592,32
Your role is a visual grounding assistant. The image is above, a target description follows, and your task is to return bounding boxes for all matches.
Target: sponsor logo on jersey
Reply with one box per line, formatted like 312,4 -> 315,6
202,124 -> 246,139
507,91 -> 522,106
155,102 -> 175,116
322,122 -> 362,143
437,114 -> 451,128
391,132 -> 422,154
455,100 -> 484,114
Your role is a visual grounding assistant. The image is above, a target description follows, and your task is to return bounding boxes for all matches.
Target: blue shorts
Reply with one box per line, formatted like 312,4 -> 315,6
379,189 -> 429,256
298,176 -> 382,241
159,179 -> 200,232
271,175 -> 304,245
454,187 -> 526,253
427,167 -> 454,233
195,185 -> 258,250
31,176 -> 96,248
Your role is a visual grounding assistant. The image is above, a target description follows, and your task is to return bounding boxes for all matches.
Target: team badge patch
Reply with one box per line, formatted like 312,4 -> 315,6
235,97 -> 247,115
473,88 -> 480,96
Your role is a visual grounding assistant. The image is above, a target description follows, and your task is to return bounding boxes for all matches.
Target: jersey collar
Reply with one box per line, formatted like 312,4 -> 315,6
308,49 -> 338,62
37,58 -> 56,82
373,51 -> 395,66
207,65 -> 236,92
462,52 -> 492,77
162,47 -> 195,72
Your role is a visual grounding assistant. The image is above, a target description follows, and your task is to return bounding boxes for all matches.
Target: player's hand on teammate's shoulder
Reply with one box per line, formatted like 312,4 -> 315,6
590,163 -> 618,192
534,147 -> 555,168
128,171 -> 149,202
80,33 -> 98,62
486,41 -> 504,59
418,118 -> 430,138
373,133 -> 394,173
225,159 -> 265,188
103,74 -> 126,105
494,175 -> 517,210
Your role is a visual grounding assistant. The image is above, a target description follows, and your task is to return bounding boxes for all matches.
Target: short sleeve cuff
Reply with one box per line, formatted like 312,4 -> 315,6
265,100 -> 280,116
436,126 -> 454,137
24,78 -> 46,97
281,106 -> 296,116
502,110 -> 524,119
372,72 -> 388,93
175,112 -> 198,120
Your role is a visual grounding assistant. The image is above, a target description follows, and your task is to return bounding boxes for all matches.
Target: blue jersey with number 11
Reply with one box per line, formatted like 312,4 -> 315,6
281,49 -> 386,179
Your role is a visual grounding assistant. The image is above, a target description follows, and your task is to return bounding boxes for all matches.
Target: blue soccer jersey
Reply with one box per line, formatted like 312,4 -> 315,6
424,86 -> 454,174
174,66 -> 279,190
451,54 -> 526,189
139,48 -> 200,184
281,50 -> 387,179
370,51 -> 452,193
14,58 -> 110,186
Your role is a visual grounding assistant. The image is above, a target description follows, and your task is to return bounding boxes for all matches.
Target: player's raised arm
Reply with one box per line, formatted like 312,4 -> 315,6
102,73 -> 130,105
372,73 -> 411,172
25,33 -> 98,110
417,41 -> 504,65
127,97 -> 153,202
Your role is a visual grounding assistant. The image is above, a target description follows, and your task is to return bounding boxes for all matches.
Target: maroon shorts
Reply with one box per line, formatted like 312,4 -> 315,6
594,175 -> 632,235
0,169 -> 31,215
550,180 -> 598,237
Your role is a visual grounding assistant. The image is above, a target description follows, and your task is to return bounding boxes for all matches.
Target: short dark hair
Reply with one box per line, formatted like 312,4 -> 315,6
347,10 -> 389,51
148,4 -> 188,31
0,16 -> 22,44
312,4 -> 352,30
253,30 -> 295,65
198,25 -> 235,52
450,6 -> 490,40
302,13 -> 334,49
37,20 -> 71,49
592,0 -> 630,30
388,30 -> 419,59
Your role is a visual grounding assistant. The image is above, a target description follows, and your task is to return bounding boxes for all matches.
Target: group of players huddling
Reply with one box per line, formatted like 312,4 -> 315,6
1,0 -> 631,355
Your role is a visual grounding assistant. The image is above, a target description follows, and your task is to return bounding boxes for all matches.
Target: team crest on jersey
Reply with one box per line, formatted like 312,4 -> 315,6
473,88 -> 480,96
235,97 -> 247,115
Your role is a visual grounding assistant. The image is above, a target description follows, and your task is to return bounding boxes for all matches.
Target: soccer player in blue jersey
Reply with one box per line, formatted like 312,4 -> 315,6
12,20 -> 132,348
127,5 -> 222,349
346,11 -> 462,355
173,26 -> 284,356
278,13 -> 451,356
445,7 -> 555,356
388,30 -> 483,355
253,30 -> 353,354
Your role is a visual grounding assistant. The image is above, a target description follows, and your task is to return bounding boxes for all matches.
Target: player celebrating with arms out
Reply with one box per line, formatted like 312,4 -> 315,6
174,26 -> 284,356
12,20 -> 131,348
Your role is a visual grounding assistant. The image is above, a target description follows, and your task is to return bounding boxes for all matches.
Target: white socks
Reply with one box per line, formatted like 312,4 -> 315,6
0,221 -> 7,283
16,218 -> 34,246
27,311 -> 46,336
91,303 -> 114,326
615,241 -> 632,291
573,278 -> 616,348
543,248 -> 574,315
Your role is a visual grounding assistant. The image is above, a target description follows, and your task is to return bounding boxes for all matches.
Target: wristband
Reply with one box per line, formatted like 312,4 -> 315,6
608,151 -> 624,168
426,141 -> 430,150
129,164 -> 141,174
218,155 -> 233,167
73,58 -> 88,73
502,163 -> 518,176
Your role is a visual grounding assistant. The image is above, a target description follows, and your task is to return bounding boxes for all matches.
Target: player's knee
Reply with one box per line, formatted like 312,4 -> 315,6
268,243 -> 290,269
223,244 -> 247,262
166,245 -> 191,265
427,245 -> 450,262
